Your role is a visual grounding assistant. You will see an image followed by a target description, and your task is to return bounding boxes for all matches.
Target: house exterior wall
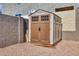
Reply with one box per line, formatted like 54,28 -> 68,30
62,8 -> 79,41
54,9 -> 79,41
0,15 -> 25,47
54,10 -> 75,31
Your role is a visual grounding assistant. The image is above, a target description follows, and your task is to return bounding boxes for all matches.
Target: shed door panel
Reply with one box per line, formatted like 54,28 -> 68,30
31,23 -> 39,42
40,23 -> 50,44
40,15 -> 50,44
31,16 -> 39,42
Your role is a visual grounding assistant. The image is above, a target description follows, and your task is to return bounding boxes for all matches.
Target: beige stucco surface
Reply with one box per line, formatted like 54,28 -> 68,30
55,10 -> 75,31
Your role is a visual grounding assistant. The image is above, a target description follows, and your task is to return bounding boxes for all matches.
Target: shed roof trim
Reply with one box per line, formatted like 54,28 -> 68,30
29,9 -> 54,15
29,9 -> 61,18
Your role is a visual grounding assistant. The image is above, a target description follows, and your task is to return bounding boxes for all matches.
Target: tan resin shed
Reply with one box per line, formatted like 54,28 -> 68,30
28,9 -> 62,47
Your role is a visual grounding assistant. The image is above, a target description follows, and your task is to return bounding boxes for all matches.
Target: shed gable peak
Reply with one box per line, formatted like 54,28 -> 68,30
29,9 -> 52,16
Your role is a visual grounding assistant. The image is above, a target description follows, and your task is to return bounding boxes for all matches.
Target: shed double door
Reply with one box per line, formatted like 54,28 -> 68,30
31,15 -> 50,44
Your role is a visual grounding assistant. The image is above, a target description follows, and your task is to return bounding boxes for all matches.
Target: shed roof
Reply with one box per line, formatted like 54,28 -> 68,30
29,9 -> 61,18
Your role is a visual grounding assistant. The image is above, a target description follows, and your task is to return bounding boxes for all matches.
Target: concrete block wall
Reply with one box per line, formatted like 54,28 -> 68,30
0,15 -> 25,48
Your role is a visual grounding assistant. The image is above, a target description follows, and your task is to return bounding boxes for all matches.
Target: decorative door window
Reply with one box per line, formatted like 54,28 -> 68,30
32,16 -> 39,21
41,15 -> 49,21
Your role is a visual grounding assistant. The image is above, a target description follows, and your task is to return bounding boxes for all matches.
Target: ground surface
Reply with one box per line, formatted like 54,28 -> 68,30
0,40 -> 79,56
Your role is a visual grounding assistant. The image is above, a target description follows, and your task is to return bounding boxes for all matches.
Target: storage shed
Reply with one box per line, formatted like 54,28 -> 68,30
0,14 -> 26,48
29,9 -> 62,47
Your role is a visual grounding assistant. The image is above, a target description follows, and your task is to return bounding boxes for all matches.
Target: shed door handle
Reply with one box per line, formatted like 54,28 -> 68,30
39,27 -> 40,31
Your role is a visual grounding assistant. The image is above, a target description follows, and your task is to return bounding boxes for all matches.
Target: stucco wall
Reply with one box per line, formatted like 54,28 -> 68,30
54,9 -> 79,41
54,10 -> 75,31
63,9 -> 79,41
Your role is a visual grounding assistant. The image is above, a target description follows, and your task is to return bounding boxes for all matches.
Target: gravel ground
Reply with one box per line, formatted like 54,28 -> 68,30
0,40 -> 79,56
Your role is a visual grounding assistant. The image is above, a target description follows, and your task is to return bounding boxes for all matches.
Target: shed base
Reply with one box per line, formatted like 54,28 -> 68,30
31,39 -> 62,47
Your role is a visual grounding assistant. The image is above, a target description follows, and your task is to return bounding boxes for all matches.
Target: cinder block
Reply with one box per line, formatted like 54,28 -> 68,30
0,14 -> 26,48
